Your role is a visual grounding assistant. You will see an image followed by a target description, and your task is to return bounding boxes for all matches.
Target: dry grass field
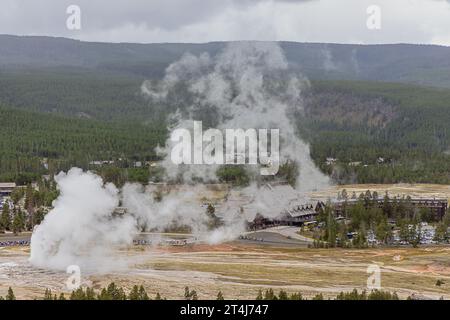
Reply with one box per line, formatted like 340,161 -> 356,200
310,183 -> 450,202
1,243 -> 449,300
1,183 -> 449,300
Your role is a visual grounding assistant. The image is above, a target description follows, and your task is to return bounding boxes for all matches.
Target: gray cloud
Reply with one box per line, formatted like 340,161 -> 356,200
0,0 -> 449,45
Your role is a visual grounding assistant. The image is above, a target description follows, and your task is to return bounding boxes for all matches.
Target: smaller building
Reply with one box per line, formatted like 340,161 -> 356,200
0,182 -> 16,196
326,157 -> 337,166
89,160 -> 114,166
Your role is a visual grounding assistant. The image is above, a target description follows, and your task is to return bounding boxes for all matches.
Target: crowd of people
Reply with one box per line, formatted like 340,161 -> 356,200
239,235 -> 265,242
133,239 -> 153,245
0,239 -> 30,247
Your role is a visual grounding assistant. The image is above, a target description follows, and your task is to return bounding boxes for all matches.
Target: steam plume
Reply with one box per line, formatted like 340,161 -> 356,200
30,42 -> 329,271
29,168 -> 136,270
142,41 -> 329,192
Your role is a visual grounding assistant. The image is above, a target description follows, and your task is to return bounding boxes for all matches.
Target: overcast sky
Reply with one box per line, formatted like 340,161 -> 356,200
1,0 -> 450,45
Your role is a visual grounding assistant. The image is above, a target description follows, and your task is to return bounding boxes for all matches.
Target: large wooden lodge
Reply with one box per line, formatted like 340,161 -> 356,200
248,196 -> 448,229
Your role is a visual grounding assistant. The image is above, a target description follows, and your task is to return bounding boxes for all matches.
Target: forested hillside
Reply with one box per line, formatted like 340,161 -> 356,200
303,81 -> 450,184
0,71 -> 449,184
0,105 -> 166,183
0,70 -> 154,121
0,36 -> 449,185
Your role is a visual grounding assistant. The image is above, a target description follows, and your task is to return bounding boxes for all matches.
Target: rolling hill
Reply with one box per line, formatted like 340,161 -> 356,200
1,35 -> 450,87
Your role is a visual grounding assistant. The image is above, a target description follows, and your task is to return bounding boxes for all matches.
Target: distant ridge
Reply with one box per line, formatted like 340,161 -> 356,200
1,35 -> 450,87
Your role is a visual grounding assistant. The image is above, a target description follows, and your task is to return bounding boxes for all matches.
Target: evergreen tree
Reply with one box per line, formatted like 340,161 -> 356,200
0,202 -> 11,232
354,223 -> 367,248
184,287 -> 198,300
6,287 -> 15,300
128,285 -> 149,300
10,188 -> 24,204
382,193 -> 392,217
278,290 -> 288,300
434,222 -> 448,242
99,282 -> 126,300
263,289 -> 277,300
375,217 -> 391,244
184,286 -> 190,300
12,209 -> 25,235
326,205 -> 337,247
368,290 -> 399,300
138,285 -> 149,300
255,290 -> 263,300
128,285 -> 140,300
312,293 -> 324,300
86,287 -> 96,300
70,287 -> 87,300
289,292 -> 304,300
398,219 -> 410,243
338,223 -> 349,247
409,222 -> 422,248
24,184 -> 35,212
33,208 -> 47,227
43,288 -> 53,300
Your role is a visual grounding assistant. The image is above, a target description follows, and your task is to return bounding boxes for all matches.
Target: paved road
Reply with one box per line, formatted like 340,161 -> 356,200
244,226 -> 313,243
0,227 -> 313,248
271,226 -> 314,243
239,231 -> 309,247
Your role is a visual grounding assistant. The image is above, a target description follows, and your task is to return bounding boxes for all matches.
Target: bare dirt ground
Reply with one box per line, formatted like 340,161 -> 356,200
1,243 -> 449,300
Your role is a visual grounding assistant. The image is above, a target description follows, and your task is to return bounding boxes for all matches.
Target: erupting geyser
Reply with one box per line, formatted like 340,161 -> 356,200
29,168 -> 137,271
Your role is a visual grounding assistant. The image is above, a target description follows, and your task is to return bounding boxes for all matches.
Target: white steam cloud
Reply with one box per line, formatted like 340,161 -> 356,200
29,168 -> 137,271
142,41 -> 329,192
30,169 -> 246,270
30,42 -> 329,271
